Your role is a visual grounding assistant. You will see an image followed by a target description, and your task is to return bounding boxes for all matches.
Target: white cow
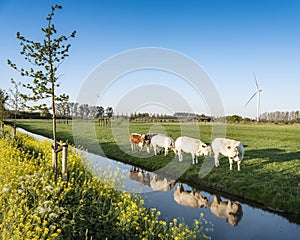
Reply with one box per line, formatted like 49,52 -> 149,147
150,134 -> 175,156
174,136 -> 211,164
211,138 -> 244,171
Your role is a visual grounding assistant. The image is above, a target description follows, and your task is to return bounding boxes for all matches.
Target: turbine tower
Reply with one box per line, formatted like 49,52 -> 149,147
245,73 -> 262,122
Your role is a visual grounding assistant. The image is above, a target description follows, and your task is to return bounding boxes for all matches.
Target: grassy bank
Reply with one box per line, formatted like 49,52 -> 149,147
0,125 -> 209,239
10,119 -> 300,215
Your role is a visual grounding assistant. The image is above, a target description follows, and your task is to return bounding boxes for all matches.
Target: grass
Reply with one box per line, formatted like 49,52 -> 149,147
9,119 -> 300,216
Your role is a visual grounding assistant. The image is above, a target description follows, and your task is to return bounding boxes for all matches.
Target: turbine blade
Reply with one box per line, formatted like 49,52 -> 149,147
245,92 -> 257,106
253,72 -> 259,90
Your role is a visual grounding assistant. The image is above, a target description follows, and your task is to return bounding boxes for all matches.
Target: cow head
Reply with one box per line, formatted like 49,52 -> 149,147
144,134 -> 152,146
197,144 -> 211,157
138,134 -> 146,147
226,145 -> 242,161
169,138 -> 175,150
194,192 -> 211,207
227,201 -> 243,226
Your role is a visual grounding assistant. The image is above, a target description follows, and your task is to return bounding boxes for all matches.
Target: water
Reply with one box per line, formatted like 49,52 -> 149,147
85,153 -> 300,240
17,128 -> 300,240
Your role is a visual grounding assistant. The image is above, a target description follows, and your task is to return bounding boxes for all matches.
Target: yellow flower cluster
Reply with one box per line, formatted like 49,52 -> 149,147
0,129 -> 65,239
0,125 -> 210,239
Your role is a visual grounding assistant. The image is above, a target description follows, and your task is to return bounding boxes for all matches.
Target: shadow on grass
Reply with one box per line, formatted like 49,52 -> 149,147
245,148 -> 300,163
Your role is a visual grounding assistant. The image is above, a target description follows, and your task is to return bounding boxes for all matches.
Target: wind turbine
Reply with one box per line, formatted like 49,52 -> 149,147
245,73 -> 262,122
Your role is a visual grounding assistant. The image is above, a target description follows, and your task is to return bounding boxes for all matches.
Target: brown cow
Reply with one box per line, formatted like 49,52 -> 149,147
130,133 -> 145,151
210,195 -> 243,226
174,183 -> 210,208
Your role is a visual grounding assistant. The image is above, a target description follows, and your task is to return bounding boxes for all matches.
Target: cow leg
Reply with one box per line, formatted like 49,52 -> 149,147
153,145 -> 157,155
191,153 -> 195,164
237,160 -> 241,171
229,157 -> 233,170
164,147 -> 168,156
177,149 -> 181,162
146,146 -> 150,154
180,152 -> 184,162
131,143 -> 135,151
214,153 -> 220,167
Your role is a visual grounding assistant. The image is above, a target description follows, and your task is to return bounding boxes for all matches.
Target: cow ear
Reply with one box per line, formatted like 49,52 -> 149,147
227,146 -> 231,150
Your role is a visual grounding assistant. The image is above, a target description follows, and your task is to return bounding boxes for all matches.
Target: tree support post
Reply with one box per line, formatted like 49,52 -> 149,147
52,144 -> 58,182
52,142 -> 68,183
0,123 -> 4,137
62,143 -> 68,182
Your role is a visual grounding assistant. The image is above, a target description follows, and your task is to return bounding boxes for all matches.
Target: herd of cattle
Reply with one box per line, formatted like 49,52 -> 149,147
130,167 -> 243,226
130,133 -> 245,171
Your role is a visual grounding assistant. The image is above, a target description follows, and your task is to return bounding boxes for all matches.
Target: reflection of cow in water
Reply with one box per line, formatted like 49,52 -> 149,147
174,183 -> 210,208
129,167 -> 174,191
150,175 -> 175,192
210,195 -> 243,226
129,167 -> 150,186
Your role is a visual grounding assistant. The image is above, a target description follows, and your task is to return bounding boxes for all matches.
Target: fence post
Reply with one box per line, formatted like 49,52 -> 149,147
62,143 -> 68,181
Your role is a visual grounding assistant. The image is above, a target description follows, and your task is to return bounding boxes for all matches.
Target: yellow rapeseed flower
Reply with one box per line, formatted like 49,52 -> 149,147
43,228 -> 49,235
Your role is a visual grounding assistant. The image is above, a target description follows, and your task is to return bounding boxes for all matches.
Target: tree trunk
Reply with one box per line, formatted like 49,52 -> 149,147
49,46 -> 58,179
13,111 -> 17,139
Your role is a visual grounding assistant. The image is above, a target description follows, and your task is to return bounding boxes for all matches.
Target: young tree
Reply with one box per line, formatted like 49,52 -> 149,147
7,5 -> 76,177
8,79 -> 24,138
0,89 -> 9,122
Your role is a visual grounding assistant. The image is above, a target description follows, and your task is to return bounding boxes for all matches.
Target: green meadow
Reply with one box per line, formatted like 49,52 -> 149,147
11,119 -> 300,216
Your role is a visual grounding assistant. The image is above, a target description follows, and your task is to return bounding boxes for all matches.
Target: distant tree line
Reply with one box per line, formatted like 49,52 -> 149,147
128,112 -> 212,122
0,92 -> 114,120
2,88 -> 299,124
260,111 -> 300,123
214,115 -> 252,123
54,102 -> 114,119
221,111 -> 300,123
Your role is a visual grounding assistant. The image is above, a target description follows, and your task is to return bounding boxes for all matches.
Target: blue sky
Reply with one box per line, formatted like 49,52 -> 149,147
1,0 -> 300,118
